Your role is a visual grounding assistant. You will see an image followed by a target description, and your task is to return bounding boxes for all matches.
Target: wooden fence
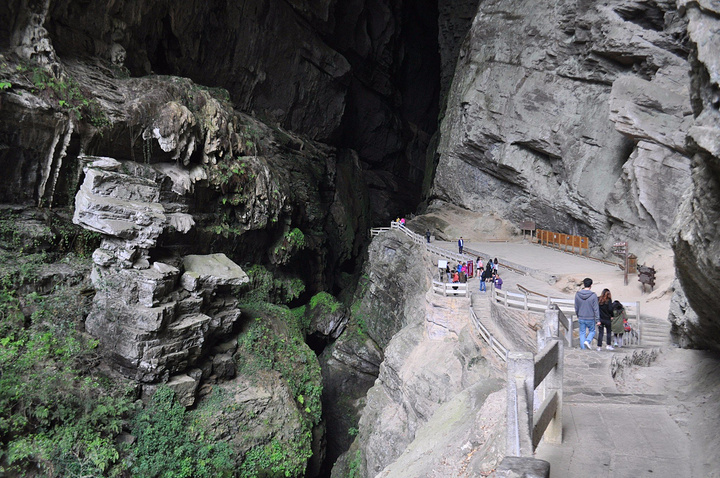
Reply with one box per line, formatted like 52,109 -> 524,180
536,229 -> 589,255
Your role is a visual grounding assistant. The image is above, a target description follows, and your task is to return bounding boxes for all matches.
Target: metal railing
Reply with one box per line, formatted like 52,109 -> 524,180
372,222 -> 472,262
371,223 -> 528,275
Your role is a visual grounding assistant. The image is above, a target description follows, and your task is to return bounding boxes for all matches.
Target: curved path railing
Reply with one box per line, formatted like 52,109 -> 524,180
371,224 -> 642,345
469,306 -> 508,361
370,222 -> 653,476
492,287 -> 641,346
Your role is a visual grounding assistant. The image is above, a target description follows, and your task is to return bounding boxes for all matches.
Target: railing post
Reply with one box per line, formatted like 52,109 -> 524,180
540,308 -> 559,349
507,351 -> 534,457
636,301 -> 641,345
543,338 -> 563,445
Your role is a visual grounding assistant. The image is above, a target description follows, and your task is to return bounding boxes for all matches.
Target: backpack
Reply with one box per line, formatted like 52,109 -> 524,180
622,312 -> 631,332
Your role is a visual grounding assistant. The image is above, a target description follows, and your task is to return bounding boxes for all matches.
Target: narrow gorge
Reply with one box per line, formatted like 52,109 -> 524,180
0,1 -> 719,477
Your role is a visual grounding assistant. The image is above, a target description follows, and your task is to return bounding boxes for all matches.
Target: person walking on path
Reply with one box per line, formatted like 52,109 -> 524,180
611,301 -> 628,347
575,278 -> 599,350
494,273 -> 503,290
479,268 -> 487,292
426,230 -> 431,243
458,237 -> 464,254
597,288 -> 614,350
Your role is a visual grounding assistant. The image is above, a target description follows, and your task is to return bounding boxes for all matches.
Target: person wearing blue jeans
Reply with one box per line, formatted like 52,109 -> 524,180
479,270 -> 487,292
575,277 -> 599,349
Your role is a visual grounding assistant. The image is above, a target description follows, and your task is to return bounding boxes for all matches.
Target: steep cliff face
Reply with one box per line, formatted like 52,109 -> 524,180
0,0 -> 441,219
431,0 -> 692,253
330,230 -> 505,477
669,1 -> 720,352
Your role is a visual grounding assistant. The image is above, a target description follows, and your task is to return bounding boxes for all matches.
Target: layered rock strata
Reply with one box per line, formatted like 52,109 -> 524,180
75,157 -> 248,405
669,1 -> 720,351
0,0 -> 441,220
330,230 -> 505,477
431,0 -> 692,253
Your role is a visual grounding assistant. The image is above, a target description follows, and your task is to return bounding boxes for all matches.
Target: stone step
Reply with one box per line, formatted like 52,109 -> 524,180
563,390 -> 667,405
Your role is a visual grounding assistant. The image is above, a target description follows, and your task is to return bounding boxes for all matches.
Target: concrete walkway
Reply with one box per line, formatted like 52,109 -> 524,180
424,237 -> 685,476
535,348 -> 692,477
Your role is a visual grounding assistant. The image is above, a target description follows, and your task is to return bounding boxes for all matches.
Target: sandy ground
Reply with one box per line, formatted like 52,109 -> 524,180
409,205 -> 674,322
433,238 -> 674,323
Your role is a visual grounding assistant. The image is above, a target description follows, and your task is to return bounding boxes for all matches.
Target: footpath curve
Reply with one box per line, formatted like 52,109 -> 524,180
372,222 -> 688,477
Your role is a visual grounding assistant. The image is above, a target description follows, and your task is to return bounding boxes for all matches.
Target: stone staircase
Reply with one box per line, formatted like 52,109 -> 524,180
637,313 -> 673,347
536,346 -> 692,477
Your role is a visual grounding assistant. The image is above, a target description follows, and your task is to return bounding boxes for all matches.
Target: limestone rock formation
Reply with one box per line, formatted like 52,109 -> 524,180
329,230 -> 505,477
670,1 -> 720,352
431,0 -> 692,252
75,157 -> 249,397
320,229 -> 431,472
352,308 -> 502,477
200,372 -> 311,472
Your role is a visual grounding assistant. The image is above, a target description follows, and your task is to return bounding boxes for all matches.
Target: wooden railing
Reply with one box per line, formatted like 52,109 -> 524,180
469,306 -> 508,362
536,229 -> 589,255
432,280 -> 468,297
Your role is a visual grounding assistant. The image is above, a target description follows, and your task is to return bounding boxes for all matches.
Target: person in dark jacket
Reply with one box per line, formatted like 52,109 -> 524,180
597,288 -> 614,350
611,301 -> 628,347
574,278 -> 599,349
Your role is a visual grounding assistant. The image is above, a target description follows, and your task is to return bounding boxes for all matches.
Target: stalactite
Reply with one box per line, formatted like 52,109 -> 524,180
36,117 -> 64,206
46,120 -> 74,208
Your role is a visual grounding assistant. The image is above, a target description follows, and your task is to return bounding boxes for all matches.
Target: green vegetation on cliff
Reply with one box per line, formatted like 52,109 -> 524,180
235,302 -> 322,477
0,287 -> 134,477
130,387 -> 234,478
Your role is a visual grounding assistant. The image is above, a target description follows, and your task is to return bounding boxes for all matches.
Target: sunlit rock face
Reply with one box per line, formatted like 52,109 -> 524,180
670,1 -> 720,352
431,0 -> 692,253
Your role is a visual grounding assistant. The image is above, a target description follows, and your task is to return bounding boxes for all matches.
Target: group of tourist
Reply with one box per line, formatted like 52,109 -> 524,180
575,278 -> 630,350
476,257 -> 501,292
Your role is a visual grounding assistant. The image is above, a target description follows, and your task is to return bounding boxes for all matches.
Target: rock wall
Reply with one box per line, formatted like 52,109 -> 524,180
0,0 -> 441,220
320,229 -> 430,472
431,0 -> 692,253
329,230 -> 505,477
670,1 -> 720,352
73,157 -> 249,402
